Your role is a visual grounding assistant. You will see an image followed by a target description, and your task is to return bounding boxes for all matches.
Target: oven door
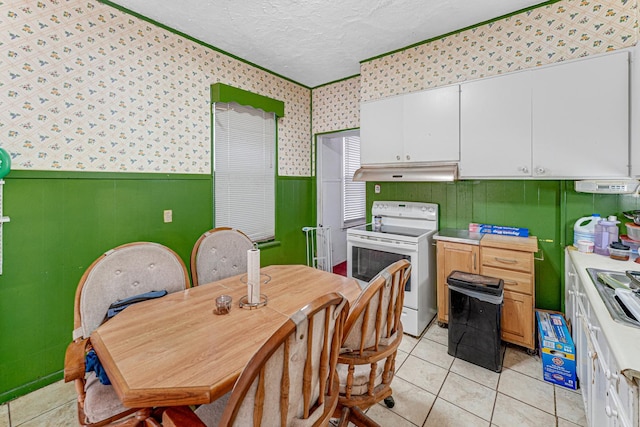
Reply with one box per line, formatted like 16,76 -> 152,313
347,234 -> 419,310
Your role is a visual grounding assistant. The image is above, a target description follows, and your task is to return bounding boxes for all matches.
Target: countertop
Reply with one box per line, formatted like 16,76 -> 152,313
434,228 -> 483,245
567,248 -> 640,380
434,229 -> 538,253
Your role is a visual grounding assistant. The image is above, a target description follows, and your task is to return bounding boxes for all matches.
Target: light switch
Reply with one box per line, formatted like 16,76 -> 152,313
374,184 -> 381,194
163,210 -> 172,223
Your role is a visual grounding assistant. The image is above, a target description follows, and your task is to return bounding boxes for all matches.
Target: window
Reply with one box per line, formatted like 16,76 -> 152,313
214,102 -> 276,242
342,135 -> 365,228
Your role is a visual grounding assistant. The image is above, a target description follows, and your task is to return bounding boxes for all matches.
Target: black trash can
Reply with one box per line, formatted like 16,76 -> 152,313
447,270 -> 505,372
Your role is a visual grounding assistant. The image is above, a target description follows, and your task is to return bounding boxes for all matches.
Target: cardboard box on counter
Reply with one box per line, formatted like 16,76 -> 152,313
468,223 -> 529,237
536,310 -> 577,390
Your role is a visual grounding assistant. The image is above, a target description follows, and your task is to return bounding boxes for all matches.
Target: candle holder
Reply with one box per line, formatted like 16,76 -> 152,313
214,294 -> 232,315
239,273 -> 271,309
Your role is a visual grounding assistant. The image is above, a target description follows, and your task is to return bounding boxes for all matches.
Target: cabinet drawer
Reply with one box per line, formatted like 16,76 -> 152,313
481,265 -> 533,295
481,247 -> 533,273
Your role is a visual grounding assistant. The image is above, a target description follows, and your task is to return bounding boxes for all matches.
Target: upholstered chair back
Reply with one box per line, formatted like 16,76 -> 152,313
191,227 -> 254,286
74,242 -> 190,340
65,241 -> 189,426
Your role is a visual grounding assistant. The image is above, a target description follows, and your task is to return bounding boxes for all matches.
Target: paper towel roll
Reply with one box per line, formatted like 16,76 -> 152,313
247,248 -> 261,304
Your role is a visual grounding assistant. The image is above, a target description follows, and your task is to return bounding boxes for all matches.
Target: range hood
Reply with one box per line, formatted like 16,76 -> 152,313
353,163 -> 458,182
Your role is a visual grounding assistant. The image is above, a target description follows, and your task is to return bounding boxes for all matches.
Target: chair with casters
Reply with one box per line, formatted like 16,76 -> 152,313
334,259 -> 411,427
191,227 -> 254,286
162,292 -> 350,427
64,242 -> 190,427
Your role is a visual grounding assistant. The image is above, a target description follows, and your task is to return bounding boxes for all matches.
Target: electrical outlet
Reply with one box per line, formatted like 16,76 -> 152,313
374,184 -> 381,194
163,209 -> 172,223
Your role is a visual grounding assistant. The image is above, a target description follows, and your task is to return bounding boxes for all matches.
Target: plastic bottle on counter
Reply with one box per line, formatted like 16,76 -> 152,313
573,214 -> 600,247
594,216 -> 620,256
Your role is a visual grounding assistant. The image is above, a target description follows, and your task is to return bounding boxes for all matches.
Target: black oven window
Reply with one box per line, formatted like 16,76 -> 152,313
351,246 -> 411,291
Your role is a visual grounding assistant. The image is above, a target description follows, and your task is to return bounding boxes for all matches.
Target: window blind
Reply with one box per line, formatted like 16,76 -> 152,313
214,102 -> 276,242
343,135 -> 365,227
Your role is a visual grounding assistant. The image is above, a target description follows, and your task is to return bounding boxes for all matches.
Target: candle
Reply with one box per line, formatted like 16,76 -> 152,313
247,248 -> 260,304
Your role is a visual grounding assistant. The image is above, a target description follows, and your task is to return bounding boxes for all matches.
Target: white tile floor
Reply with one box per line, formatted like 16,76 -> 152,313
0,320 -> 586,427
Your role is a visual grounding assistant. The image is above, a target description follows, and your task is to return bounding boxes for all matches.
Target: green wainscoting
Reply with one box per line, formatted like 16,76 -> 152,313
366,180 -> 640,314
0,172 -> 313,403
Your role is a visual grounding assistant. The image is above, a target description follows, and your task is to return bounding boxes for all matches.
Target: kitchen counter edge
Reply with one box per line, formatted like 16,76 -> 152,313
567,247 -> 640,381
434,229 -> 483,245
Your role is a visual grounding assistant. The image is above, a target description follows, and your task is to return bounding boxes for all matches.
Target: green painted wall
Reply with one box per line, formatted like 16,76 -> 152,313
0,172 -> 312,403
366,180 -> 640,314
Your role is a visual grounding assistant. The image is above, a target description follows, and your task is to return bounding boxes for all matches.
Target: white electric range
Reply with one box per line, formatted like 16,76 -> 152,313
346,201 -> 438,336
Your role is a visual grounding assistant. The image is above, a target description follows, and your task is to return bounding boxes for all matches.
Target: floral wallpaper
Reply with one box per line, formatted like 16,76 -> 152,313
311,76 -> 360,135
1,0 -> 311,176
360,0 -> 638,102
2,0 -> 637,174
311,0 -> 638,134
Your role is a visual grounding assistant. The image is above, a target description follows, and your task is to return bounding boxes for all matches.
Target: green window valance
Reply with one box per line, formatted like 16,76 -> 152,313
210,83 -> 285,117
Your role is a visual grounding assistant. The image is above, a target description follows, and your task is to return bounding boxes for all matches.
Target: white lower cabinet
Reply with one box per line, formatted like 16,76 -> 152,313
565,250 -> 639,427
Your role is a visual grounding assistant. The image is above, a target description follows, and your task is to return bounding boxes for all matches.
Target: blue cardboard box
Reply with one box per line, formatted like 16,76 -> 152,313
536,310 -> 577,390
468,223 -> 529,237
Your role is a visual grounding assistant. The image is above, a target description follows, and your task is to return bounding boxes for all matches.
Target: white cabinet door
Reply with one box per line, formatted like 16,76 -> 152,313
565,256 -> 578,340
532,51 -> 629,178
360,96 -> 403,165
459,70 -> 532,178
404,85 -> 460,163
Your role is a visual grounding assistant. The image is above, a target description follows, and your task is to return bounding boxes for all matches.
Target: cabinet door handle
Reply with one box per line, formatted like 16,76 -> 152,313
606,369 -> 620,382
605,405 -> 619,418
568,290 -> 575,296
406,154 -> 411,161
588,323 -> 600,332
494,257 -> 518,264
396,155 -> 401,161
536,167 -> 546,175
503,279 -> 518,286
518,166 -> 529,174
473,253 -> 476,271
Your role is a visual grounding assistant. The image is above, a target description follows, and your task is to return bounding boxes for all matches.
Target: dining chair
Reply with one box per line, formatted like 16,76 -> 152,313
191,227 -> 254,286
64,242 -> 190,427
162,292 -> 350,427
334,259 -> 411,427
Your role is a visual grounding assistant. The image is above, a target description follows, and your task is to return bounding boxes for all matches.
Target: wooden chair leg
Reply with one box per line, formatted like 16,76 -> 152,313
348,406 -> 382,427
143,418 -> 162,427
337,407 -> 352,427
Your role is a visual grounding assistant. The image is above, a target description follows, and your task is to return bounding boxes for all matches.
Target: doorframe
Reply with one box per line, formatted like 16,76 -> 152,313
314,128 -> 360,267
315,128 -> 360,227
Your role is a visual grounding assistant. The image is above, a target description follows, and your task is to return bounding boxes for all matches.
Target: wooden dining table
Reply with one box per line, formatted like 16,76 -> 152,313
90,264 -> 361,408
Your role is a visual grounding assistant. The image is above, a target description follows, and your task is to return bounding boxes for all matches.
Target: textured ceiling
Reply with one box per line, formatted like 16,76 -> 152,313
108,0 -> 547,87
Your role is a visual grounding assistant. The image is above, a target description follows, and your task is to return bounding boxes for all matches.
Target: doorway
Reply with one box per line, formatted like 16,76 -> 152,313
316,130 -> 365,274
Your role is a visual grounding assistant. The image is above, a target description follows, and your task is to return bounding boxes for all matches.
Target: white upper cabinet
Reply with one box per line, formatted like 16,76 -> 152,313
459,50 -> 630,179
403,85 -> 460,163
460,71 -> 532,177
360,95 -> 403,165
532,51 -> 629,178
360,85 -> 460,165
